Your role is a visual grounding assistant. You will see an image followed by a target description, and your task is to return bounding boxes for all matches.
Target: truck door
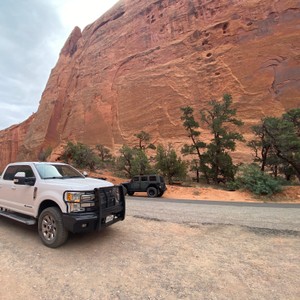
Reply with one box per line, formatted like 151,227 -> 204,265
0,165 -> 36,216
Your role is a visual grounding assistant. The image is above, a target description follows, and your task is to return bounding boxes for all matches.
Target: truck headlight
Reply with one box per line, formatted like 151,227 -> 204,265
64,192 -> 95,202
65,192 -> 81,202
64,191 -> 95,213
68,202 -> 83,213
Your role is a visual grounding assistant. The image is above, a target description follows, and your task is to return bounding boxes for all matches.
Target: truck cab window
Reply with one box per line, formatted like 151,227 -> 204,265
3,165 -> 35,180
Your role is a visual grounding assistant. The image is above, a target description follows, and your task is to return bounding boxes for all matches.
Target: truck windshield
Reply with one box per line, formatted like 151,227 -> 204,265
35,164 -> 84,179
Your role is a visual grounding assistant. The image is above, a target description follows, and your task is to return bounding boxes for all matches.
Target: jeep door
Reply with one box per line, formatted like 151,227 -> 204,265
140,176 -> 148,191
130,176 -> 141,191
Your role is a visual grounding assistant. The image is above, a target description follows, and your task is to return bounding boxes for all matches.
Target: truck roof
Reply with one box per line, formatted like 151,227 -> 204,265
7,162 -> 67,165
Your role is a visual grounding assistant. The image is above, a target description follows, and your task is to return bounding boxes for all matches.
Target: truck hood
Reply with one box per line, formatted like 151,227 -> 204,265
40,177 -> 114,191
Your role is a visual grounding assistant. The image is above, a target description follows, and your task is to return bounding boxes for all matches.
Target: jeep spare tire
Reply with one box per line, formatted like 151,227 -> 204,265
147,187 -> 158,198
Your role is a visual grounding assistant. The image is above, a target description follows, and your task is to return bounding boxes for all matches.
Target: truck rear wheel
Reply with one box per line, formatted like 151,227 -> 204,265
38,207 -> 68,248
147,187 -> 158,198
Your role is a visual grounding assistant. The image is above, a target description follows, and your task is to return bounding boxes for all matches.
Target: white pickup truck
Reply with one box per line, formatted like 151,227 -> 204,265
0,162 -> 125,248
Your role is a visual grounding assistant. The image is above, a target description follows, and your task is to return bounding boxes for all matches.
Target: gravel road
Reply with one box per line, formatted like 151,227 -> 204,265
126,197 -> 300,231
0,198 -> 299,300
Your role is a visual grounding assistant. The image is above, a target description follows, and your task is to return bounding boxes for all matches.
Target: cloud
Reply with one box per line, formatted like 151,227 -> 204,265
0,0 -> 64,129
52,0 -> 119,29
0,0 -> 119,130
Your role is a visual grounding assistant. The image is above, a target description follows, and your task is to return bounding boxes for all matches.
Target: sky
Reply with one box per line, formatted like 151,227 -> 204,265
0,0 -> 119,130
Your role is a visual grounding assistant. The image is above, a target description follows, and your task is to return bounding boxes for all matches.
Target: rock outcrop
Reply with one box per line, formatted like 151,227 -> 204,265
0,0 -> 299,169
0,114 -> 35,168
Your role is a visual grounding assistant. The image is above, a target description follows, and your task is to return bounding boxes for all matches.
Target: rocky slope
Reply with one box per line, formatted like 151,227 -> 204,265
0,0 -> 299,169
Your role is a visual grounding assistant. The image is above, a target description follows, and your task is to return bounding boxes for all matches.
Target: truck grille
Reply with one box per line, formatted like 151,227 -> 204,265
99,189 -> 115,208
94,185 -> 125,230
95,186 -> 122,209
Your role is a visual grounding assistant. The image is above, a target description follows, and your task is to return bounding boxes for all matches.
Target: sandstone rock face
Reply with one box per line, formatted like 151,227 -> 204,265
0,115 -> 35,169
0,0 -> 299,169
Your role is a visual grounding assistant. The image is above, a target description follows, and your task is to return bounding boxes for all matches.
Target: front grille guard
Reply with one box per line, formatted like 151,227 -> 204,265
94,185 -> 125,230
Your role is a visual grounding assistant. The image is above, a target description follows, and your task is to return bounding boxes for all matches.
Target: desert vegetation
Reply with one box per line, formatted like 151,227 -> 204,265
54,94 -> 299,197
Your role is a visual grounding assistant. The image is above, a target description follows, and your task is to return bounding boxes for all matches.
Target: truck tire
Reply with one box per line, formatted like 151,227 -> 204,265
38,207 -> 68,248
147,187 -> 158,198
127,191 -> 134,196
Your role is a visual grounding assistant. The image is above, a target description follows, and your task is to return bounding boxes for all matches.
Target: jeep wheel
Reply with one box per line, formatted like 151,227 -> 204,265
147,187 -> 158,198
127,191 -> 134,196
38,207 -> 68,248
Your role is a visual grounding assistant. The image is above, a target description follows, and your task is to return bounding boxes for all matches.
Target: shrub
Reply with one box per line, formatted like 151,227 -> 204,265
225,180 -> 241,191
236,164 -> 282,195
155,144 -> 187,184
61,142 -> 99,170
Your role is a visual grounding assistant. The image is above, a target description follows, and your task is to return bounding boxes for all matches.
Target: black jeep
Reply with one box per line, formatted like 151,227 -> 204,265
122,175 -> 167,197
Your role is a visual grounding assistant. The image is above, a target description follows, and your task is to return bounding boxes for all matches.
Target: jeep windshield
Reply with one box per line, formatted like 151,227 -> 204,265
35,163 -> 85,179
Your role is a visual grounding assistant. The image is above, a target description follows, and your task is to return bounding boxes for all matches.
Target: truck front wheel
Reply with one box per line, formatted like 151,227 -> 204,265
38,207 -> 69,248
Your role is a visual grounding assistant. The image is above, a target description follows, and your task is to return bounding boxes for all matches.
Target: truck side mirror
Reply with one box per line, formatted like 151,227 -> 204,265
14,172 -> 36,186
14,172 -> 26,185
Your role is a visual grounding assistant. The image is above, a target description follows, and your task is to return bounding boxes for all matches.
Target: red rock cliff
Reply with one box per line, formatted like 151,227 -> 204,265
0,0 -> 299,169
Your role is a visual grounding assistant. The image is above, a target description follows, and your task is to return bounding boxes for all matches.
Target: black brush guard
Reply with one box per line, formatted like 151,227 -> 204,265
63,186 -> 125,233
94,185 -> 126,230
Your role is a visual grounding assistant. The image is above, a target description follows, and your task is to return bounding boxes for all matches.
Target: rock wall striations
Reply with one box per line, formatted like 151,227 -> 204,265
0,0 -> 300,169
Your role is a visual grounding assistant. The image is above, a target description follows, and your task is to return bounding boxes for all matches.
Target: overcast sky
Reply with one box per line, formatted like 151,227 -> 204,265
0,0 -> 119,130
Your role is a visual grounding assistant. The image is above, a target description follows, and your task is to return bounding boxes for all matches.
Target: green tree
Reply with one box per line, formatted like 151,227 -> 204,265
134,131 -> 156,150
248,119 -> 289,178
95,144 -> 112,162
283,108 -> 300,135
116,145 -> 152,178
200,94 -> 244,183
180,106 -> 207,183
189,159 -> 201,183
247,121 -> 272,172
115,145 -> 133,177
155,144 -> 187,184
61,142 -> 98,170
132,148 -> 152,175
279,162 -> 297,181
248,108 -> 300,181
261,113 -> 300,181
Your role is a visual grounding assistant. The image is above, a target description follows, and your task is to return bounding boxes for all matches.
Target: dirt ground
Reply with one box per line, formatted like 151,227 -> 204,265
0,216 -> 299,300
163,184 -> 300,203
